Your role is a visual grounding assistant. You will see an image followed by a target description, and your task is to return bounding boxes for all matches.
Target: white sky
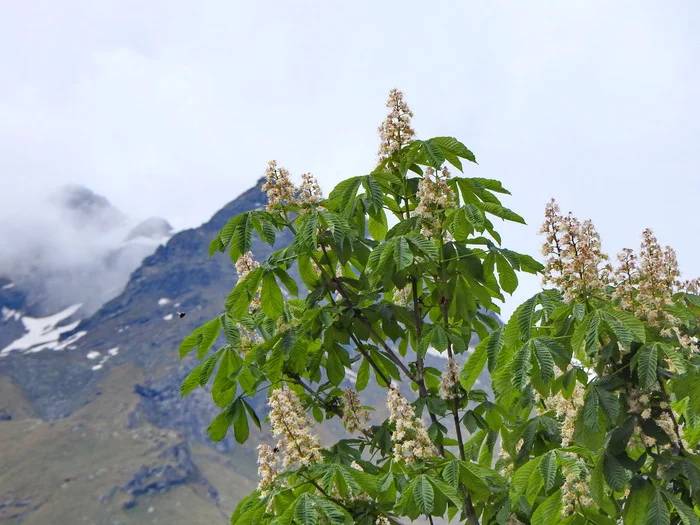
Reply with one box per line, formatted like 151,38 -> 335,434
1,1 -> 698,319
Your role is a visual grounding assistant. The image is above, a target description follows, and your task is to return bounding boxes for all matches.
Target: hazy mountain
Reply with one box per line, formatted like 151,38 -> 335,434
0,184 -> 173,321
0,179 -> 497,524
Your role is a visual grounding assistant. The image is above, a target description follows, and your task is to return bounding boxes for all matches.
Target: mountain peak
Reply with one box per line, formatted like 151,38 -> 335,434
49,184 -> 127,231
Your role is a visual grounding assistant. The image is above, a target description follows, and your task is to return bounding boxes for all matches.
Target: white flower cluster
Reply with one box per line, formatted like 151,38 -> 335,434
298,172 -> 323,205
377,88 -> 415,161
540,201 -> 699,332
341,388 -> 370,434
439,357 -> 461,400
262,160 -> 297,212
234,252 -> 262,312
375,517 -> 391,525
386,387 -> 436,464
392,285 -> 412,307
539,199 -> 611,302
268,386 -> 323,469
256,443 -> 280,497
235,251 -> 260,280
561,460 -> 594,517
415,166 -> 457,238
541,380 -> 585,448
236,323 -> 263,354
612,229 -> 681,327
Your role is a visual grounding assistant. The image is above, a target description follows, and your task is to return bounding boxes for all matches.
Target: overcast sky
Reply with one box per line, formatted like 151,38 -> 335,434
1,1 -> 698,319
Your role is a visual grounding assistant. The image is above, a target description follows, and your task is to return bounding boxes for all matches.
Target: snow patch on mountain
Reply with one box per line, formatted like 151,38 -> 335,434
0,303 -> 84,356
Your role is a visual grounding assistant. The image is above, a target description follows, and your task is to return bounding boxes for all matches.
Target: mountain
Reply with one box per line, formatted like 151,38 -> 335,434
0,184 -> 173,319
0,179 -> 496,524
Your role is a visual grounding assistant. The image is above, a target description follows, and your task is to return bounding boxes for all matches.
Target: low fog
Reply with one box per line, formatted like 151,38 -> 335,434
0,184 -> 172,317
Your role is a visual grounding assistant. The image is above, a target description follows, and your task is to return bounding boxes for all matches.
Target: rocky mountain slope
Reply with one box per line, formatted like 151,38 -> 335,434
0,179 -> 496,524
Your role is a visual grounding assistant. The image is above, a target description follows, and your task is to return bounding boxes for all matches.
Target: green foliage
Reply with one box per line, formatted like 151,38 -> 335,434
176,91 -> 700,524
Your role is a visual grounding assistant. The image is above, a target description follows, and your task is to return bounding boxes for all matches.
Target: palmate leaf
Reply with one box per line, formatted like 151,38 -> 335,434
512,342 -> 533,391
645,489 -> 670,525
328,176 -> 362,210
356,358 -> 370,391
485,326 -> 505,371
539,451 -> 558,492
518,296 -> 537,342
393,236 -> 413,271
532,338 -> 555,383
637,343 -> 659,388
413,475 -> 435,515
363,174 -> 385,214
326,345 -> 345,386
295,494 -> 318,525
180,363 -> 203,397
496,252 -> 518,294
368,209 -> 388,241
208,403 -> 235,442
663,491 -> 700,525
261,272 -> 284,319
531,490 -> 562,525
602,452 -> 630,491
478,202 -> 526,225
229,212 -> 254,262
429,136 -> 477,167
460,341 -> 487,391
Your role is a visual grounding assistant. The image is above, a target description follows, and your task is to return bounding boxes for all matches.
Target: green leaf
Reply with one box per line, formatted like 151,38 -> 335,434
197,317 -> 222,359
460,343 -> 487,391
429,136 -> 477,165
180,364 -> 203,397
298,256 -> 320,289
539,451 -> 558,492
326,346 -> 345,386
417,140 -> 446,169
199,350 -> 222,386
584,386 -> 600,430
429,477 -> 463,510
274,269 -> 299,297
233,400 -> 250,443
230,212 -> 253,262
295,494 -> 318,525
531,490 -> 562,525
496,253 -> 518,294
663,491 -> 699,525
363,175 -> 385,213
356,359 -> 370,391
485,326 -> 504,371
265,346 -> 284,383
623,481 -> 655,524
478,202 -> 526,224
393,237 -> 413,271
604,308 -> 646,344
261,272 -> 284,319
208,405 -> 234,442
533,338 -> 555,383
603,452 -> 630,491
645,489 -> 670,525
637,344 -> 659,389
512,342 -> 533,391
413,475 -> 435,515
368,210 -> 388,241
663,345 -> 687,375
518,296 -> 537,342
221,314 -> 241,347
328,177 -> 362,207
242,398 -> 261,430
464,204 -> 486,229
431,325 -> 449,352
